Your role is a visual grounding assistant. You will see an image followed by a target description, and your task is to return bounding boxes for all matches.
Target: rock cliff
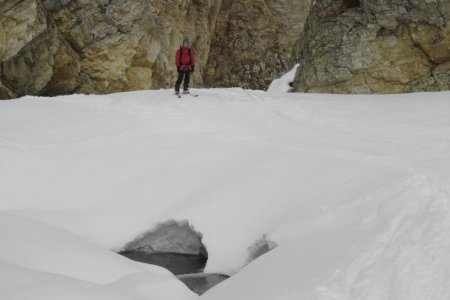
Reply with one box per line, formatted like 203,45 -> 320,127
292,0 -> 450,93
0,0 -> 308,99
203,0 -> 310,89
0,0 -> 223,98
2,0 -> 449,99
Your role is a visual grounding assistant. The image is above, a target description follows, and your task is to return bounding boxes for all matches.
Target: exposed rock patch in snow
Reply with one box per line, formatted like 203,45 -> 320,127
247,234 -> 278,263
121,220 -> 207,257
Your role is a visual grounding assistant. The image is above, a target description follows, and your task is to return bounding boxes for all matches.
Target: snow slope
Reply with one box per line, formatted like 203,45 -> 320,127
1,89 -> 449,300
0,213 -> 196,300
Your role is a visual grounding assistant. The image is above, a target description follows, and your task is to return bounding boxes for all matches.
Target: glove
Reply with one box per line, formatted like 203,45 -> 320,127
191,65 -> 195,73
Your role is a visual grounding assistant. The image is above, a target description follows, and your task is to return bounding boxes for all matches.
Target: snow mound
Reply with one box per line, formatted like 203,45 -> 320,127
267,64 -> 299,93
0,213 -> 196,300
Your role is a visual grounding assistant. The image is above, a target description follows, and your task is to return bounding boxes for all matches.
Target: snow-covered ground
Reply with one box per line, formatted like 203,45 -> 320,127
1,87 -> 449,300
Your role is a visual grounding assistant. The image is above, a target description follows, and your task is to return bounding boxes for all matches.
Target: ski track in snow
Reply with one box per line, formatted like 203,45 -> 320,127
1,89 -> 450,300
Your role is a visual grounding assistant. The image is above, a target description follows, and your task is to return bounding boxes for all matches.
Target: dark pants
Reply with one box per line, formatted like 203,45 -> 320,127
175,71 -> 191,92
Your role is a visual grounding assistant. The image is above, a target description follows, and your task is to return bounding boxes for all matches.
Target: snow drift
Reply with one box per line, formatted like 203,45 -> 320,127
1,88 -> 450,300
0,213 -> 196,300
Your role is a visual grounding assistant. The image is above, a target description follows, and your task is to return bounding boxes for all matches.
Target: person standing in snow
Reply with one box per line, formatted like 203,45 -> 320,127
175,37 -> 195,95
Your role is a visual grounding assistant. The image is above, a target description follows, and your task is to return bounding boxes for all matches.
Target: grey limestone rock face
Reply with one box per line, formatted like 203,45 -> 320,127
1,0 -> 310,99
0,0 -> 223,99
203,0 -> 310,90
292,0 -> 450,93
2,0 -> 447,98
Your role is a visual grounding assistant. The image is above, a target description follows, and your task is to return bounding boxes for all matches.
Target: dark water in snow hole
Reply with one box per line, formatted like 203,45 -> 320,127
119,251 -> 228,295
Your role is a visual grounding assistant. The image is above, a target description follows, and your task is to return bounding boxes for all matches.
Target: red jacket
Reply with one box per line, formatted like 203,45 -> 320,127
175,46 -> 195,72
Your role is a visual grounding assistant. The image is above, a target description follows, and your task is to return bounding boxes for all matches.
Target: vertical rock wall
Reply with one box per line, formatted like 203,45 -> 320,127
0,0 -> 224,98
292,0 -> 450,93
4,0 -> 447,98
204,0 -> 310,90
0,0 -> 309,99
1,0 -> 310,99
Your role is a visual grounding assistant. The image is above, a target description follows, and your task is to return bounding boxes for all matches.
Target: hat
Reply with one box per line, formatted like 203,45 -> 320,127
183,37 -> 190,44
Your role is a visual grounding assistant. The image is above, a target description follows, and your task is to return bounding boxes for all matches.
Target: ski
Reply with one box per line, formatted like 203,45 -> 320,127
183,92 -> 198,97
175,91 -> 198,98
